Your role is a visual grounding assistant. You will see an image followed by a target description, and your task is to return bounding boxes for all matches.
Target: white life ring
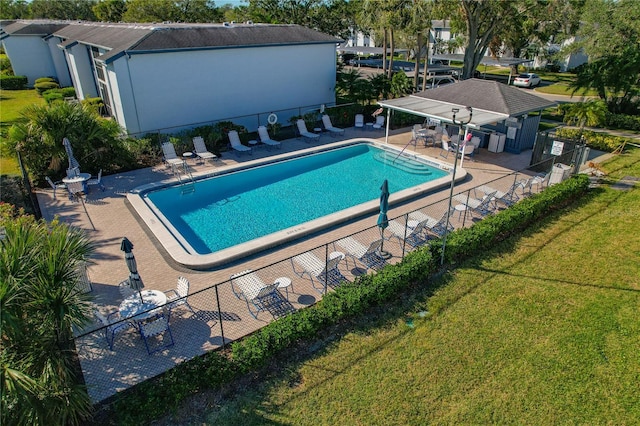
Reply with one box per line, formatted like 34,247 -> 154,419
267,113 -> 278,125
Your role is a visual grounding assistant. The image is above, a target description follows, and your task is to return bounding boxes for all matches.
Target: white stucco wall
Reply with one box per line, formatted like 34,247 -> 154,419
2,35 -> 58,86
111,43 -> 336,135
46,37 -> 72,87
65,44 -> 98,99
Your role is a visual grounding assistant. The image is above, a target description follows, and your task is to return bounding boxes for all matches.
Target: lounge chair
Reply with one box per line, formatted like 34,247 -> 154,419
335,237 -> 386,271
45,176 -> 67,199
192,136 -> 218,164
228,130 -> 252,156
230,269 -> 283,319
322,114 -> 345,136
257,126 -> 281,150
408,210 -> 454,238
75,262 -> 93,294
87,169 -> 106,191
520,172 -> 551,195
354,114 -> 364,131
292,251 -> 346,294
386,218 -> 432,249
475,184 -> 519,209
454,191 -> 496,218
372,115 -> 385,130
296,119 -> 320,143
161,142 -> 185,168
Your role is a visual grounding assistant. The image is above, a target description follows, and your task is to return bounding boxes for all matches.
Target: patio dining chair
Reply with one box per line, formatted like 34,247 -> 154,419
95,309 -> 135,350
139,313 -> 174,355
372,115 -> 385,130
45,176 -> 67,200
164,276 -> 195,320
354,114 -> 364,131
87,169 -> 106,191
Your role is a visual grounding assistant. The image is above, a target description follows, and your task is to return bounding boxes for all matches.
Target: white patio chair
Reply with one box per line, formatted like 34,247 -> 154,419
321,114 -> 345,136
372,115 -> 385,130
164,276 -> 196,319
228,130 -> 252,156
87,169 -> 106,191
45,176 -> 67,199
95,309 -> 135,350
335,237 -> 386,271
292,251 -> 346,294
139,314 -> 174,355
454,191 -> 497,218
192,136 -> 218,164
230,269 -> 284,319
257,125 -> 281,150
386,218 -> 432,249
296,119 -> 320,143
354,114 -> 364,130
161,142 -> 185,168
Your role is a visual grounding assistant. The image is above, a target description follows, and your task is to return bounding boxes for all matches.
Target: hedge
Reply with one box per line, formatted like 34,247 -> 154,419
0,75 -> 27,90
555,128 -> 632,152
107,174 -> 590,424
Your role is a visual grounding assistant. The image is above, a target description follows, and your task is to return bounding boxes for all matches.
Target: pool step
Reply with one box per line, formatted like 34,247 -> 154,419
373,151 -> 432,175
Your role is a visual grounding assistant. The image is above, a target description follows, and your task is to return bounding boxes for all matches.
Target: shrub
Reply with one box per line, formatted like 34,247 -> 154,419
34,77 -> 56,84
605,112 -> 640,132
34,80 -> 59,94
555,128 -> 631,152
42,87 -> 77,104
0,75 -> 27,90
0,56 -> 13,74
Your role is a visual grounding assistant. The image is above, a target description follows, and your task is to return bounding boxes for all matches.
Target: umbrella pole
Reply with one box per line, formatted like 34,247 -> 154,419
379,227 -> 391,259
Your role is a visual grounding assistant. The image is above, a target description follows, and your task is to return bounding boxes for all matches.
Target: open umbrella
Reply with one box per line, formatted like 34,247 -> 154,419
377,179 -> 391,258
120,237 -> 144,303
63,137 -> 80,175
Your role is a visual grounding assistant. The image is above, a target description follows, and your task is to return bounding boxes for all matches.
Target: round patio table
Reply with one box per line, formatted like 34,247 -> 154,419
119,289 -> 167,322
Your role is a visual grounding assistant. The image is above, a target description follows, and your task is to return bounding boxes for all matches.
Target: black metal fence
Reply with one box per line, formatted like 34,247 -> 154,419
74,147 -> 587,404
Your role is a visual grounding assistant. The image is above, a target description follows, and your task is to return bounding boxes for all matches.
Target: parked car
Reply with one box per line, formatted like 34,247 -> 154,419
420,76 -> 457,90
513,73 -> 541,88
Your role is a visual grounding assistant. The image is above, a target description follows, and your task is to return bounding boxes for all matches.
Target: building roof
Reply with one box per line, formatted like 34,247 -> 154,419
50,21 -> 340,63
379,79 -> 556,128
0,20 -> 69,39
414,78 -> 556,116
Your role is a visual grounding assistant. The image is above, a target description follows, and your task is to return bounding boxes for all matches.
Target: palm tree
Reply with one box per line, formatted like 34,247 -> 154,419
1,214 -> 96,425
563,99 -> 607,137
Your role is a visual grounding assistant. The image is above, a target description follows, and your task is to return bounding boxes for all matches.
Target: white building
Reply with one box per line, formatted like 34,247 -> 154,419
1,20 -> 341,136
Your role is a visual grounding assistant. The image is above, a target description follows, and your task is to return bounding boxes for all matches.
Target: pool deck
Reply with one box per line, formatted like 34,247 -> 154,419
36,125 -> 535,403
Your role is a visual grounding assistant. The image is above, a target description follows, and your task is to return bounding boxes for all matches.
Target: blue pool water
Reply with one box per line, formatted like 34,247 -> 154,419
146,144 -> 447,254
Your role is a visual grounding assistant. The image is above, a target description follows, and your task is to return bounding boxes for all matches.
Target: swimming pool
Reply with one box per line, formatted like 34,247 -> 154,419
129,139 -> 466,269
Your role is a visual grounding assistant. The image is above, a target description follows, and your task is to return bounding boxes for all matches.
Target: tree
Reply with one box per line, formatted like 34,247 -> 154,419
92,0 -> 126,22
0,0 -> 31,19
564,99 -> 607,132
29,0 -> 97,20
1,207 -> 96,425
567,0 -> 640,114
3,101 -> 131,184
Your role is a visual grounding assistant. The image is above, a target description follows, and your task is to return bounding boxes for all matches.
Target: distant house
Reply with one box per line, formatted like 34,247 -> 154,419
1,20 -> 341,136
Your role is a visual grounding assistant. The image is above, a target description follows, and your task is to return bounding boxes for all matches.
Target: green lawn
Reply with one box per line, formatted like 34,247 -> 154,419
188,150 -> 640,425
0,89 -> 44,176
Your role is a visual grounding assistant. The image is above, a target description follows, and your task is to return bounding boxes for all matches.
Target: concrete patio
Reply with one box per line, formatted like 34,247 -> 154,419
37,125 -> 538,403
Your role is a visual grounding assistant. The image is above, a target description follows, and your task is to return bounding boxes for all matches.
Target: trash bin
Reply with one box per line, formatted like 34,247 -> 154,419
549,163 -> 571,185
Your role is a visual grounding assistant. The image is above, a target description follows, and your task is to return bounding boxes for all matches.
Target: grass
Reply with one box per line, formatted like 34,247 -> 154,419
180,149 -> 640,425
0,88 -> 44,176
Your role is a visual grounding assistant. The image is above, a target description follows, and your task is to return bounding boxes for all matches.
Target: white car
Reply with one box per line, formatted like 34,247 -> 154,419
513,73 -> 541,88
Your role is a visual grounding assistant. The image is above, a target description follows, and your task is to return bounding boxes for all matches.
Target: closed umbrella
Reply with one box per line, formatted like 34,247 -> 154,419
377,180 -> 391,258
62,137 -> 80,175
120,237 -> 144,303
